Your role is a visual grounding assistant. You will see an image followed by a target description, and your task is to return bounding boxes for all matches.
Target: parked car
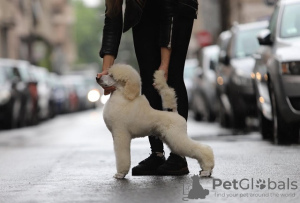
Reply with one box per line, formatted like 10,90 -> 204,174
48,73 -> 69,115
0,59 -> 37,128
216,21 -> 268,129
253,0 -> 300,144
0,66 -> 22,129
26,67 -> 39,125
215,30 -> 232,127
184,58 -> 199,107
60,76 -> 80,113
31,66 -> 53,120
190,45 -> 220,121
63,75 -> 93,111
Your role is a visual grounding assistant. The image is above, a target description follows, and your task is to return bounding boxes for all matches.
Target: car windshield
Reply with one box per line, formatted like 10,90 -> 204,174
235,28 -> 262,58
34,70 -> 47,83
280,3 -> 300,38
210,53 -> 219,63
18,63 -> 31,82
184,59 -> 198,79
184,66 -> 196,79
0,67 -> 6,84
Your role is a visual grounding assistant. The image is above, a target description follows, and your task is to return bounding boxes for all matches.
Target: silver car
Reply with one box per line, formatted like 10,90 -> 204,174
253,0 -> 300,144
190,45 -> 220,121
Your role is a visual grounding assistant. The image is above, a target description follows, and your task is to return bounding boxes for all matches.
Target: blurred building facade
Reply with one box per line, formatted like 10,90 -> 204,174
220,0 -> 274,31
0,0 -> 76,73
188,0 -> 274,57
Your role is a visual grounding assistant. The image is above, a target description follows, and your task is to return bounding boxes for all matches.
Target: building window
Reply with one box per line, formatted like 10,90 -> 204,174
0,27 -> 8,58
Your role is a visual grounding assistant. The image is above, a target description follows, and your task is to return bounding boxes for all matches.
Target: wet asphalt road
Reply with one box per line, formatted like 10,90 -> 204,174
0,108 -> 300,203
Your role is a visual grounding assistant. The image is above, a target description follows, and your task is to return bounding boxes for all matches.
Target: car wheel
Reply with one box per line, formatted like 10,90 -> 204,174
219,100 -> 230,128
232,112 -> 246,129
25,97 -> 33,126
258,110 -> 272,140
192,104 -> 203,121
193,111 -> 203,121
270,82 -> 299,144
191,98 -> 203,121
202,97 -> 216,122
7,99 -> 21,129
207,108 -> 216,122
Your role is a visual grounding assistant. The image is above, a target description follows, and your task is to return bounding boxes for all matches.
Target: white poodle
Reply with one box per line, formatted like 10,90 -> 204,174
99,64 -> 214,179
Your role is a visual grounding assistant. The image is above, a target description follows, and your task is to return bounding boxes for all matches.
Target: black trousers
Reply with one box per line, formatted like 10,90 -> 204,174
132,0 -> 194,153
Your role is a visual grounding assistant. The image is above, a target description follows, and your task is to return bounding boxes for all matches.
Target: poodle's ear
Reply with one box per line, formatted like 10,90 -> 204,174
122,78 -> 141,100
108,64 -> 141,100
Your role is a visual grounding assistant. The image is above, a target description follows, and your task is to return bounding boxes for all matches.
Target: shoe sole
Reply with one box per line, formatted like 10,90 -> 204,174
156,167 -> 189,176
132,170 -> 159,176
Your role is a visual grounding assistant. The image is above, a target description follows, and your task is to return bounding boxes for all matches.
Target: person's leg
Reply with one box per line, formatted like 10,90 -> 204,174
132,0 -> 195,176
157,4 -> 195,175
132,0 -> 164,153
167,14 -> 194,121
131,0 -> 165,175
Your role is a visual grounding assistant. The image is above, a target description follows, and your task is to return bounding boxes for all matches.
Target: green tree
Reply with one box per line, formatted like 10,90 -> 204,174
72,0 -> 105,64
72,0 -> 138,71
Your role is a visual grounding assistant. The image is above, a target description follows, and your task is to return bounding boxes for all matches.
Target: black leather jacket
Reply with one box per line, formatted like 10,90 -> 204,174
99,0 -> 198,59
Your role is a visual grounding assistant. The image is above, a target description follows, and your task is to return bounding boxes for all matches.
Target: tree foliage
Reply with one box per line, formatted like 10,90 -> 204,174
72,0 -> 138,71
72,0 -> 105,64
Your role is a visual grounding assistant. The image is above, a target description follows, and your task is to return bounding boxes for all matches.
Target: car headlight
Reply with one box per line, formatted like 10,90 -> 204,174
217,76 -> 224,86
281,62 -> 300,75
87,89 -> 100,102
0,90 -> 11,105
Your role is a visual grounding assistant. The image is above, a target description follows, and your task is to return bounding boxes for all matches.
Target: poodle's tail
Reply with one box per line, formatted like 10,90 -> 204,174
153,70 -> 177,112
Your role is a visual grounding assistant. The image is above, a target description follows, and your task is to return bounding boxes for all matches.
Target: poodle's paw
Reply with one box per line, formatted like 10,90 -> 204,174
199,170 -> 213,177
114,173 -> 126,179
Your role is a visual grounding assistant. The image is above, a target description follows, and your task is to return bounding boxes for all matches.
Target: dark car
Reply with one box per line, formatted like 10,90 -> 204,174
48,73 -> 69,115
216,21 -> 268,129
190,45 -> 220,121
62,75 -> 89,111
0,66 -> 21,129
253,0 -> 300,144
26,66 -> 39,125
215,30 -> 232,127
0,59 -> 37,128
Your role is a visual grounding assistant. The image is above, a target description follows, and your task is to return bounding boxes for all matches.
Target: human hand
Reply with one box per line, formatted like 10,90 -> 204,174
158,65 -> 169,81
96,70 -> 116,95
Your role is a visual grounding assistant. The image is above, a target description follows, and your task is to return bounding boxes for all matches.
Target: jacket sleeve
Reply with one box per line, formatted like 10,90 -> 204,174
99,2 -> 123,59
159,0 -> 175,49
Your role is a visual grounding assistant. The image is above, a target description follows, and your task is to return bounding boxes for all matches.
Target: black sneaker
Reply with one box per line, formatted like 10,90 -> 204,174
157,153 -> 189,175
132,153 -> 166,176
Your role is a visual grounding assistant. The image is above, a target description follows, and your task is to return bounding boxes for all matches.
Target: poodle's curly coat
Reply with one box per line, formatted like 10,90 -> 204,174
101,64 -> 214,179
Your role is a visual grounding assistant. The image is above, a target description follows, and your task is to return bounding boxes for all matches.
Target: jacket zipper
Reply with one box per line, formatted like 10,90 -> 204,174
167,17 -> 174,49
179,2 -> 197,12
